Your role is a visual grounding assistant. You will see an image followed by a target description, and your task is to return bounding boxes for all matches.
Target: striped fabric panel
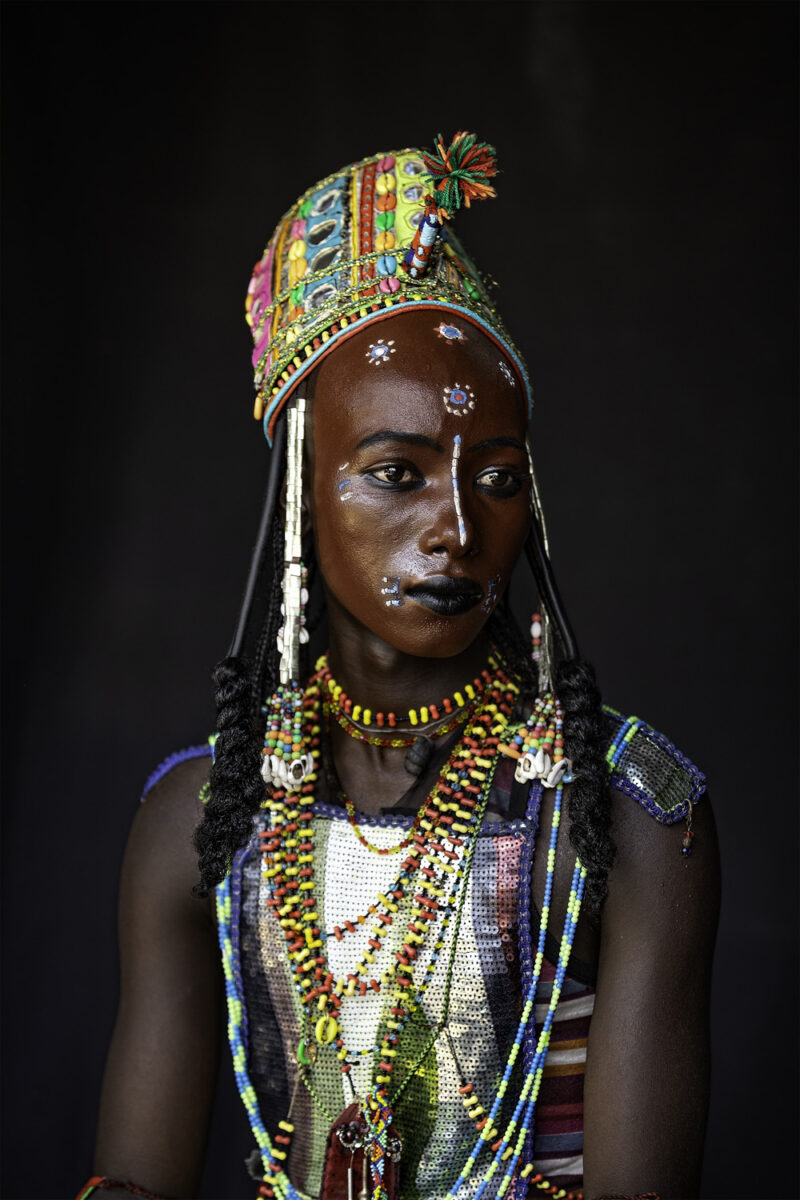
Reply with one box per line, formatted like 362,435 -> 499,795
530,957 -> 595,1189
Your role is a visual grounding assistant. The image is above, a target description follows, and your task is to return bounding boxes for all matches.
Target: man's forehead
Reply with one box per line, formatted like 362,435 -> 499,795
312,383 -> 526,450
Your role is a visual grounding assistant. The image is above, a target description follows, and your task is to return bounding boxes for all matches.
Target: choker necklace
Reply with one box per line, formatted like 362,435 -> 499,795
316,654 -> 499,734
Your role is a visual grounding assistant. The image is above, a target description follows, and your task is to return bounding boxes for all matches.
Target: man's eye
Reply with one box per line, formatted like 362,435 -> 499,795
476,469 -> 523,495
368,465 -> 418,487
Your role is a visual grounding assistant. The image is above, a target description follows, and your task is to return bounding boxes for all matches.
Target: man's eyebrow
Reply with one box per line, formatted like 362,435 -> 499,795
467,437 -> 527,454
356,431 -> 445,453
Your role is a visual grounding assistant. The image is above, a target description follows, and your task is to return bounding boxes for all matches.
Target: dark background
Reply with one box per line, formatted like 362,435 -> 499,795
2,3 -> 797,1198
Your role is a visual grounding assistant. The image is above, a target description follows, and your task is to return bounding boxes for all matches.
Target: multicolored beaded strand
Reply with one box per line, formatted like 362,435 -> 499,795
441,777 -> 585,1197
216,881 -> 305,1200
499,691 -> 572,791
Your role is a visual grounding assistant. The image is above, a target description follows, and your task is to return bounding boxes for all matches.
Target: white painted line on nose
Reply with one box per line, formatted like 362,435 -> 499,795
451,435 -> 467,547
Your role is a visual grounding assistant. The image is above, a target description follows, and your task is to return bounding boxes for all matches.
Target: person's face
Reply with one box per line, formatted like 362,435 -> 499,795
308,308 -> 531,659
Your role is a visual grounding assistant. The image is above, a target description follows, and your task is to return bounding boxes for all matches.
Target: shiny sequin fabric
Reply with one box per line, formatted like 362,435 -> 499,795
244,147 -> 533,445
141,711 -> 705,1198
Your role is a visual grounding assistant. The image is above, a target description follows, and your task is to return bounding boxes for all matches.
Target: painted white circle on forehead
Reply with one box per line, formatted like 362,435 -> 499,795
443,382 -> 476,417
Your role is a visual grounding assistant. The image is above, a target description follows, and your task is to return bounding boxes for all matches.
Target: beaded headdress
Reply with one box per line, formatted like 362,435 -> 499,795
245,133 -> 533,446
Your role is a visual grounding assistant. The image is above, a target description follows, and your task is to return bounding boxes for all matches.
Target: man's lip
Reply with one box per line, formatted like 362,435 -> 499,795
406,575 -> 483,598
405,576 -> 483,615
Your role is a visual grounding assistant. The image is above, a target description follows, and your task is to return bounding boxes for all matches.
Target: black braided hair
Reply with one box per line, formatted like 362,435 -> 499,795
192,655 -> 265,896
555,657 -> 615,910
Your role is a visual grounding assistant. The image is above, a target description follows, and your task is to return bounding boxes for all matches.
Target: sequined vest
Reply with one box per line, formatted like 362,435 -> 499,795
142,708 -> 705,1200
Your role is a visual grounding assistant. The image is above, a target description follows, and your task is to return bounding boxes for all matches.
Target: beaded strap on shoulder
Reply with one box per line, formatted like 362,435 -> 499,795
140,743 -> 212,801
602,707 -> 706,825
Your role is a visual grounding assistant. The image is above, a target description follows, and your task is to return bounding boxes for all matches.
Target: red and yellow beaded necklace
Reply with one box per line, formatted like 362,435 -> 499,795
316,653 -> 498,747
259,660 -> 518,1072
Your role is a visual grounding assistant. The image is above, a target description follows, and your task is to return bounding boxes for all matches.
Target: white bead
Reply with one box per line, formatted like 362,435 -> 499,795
530,621 -> 542,639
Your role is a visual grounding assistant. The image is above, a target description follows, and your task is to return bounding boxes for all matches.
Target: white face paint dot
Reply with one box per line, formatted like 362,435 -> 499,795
499,361 -> 516,386
380,577 -> 403,607
366,338 -> 396,365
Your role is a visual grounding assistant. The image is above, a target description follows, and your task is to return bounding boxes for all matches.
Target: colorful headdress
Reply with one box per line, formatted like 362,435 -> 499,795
245,133 -> 533,446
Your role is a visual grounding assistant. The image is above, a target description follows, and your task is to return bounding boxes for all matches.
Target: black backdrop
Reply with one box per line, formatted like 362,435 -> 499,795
2,3 -> 797,1198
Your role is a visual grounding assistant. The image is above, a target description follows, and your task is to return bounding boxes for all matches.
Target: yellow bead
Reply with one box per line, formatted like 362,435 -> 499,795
375,172 -> 396,194
315,1015 -> 338,1045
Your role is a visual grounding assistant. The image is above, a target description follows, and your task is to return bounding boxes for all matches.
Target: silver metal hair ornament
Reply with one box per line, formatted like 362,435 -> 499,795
260,397 -> 314,791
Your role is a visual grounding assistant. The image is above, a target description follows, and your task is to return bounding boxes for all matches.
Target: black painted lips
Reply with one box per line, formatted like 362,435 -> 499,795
405,576 -> 483,616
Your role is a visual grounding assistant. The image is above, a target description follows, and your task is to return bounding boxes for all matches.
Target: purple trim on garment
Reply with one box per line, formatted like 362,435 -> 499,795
229,841 -> 253,1053
311,798 -> 527,838
517,782 -> 543,1187
141,743 -> 211,799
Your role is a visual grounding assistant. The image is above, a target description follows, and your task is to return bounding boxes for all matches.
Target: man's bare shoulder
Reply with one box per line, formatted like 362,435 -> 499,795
125,748 -> 212,908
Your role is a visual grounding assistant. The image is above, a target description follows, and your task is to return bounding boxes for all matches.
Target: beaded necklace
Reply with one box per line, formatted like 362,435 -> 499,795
326,701 -> 474,748
216,666 -> 587,1200
317,653 -> 497,741
261,664 -> 517,1054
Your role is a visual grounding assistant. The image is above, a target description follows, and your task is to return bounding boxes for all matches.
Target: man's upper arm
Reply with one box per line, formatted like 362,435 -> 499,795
93,754 -> 221,1198
582,788 -> 720,1200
